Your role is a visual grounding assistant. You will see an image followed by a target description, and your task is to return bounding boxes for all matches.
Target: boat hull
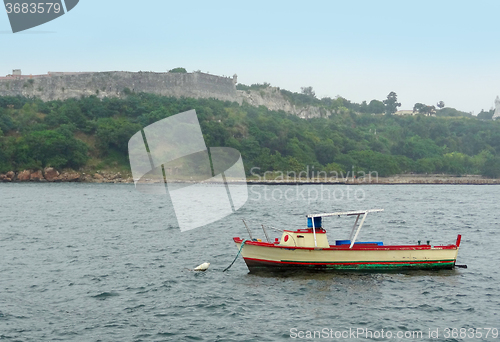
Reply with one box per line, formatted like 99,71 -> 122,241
234,238 -> 459,272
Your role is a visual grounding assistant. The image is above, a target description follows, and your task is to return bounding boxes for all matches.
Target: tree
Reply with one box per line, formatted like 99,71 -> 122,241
348,150 -> 401,177
477,109 -> 494,120
169,67 -> 187,73
315,139 -> 340,165
401,136 -> 443,160
422,105 -> 436,116
383,91 -> 401,116
96,118 -> 142,155
368,100 -> 385,114
359,100 -> 368,113
413,103 -> 436,116
437,101 -> 445,109
413,103 -> 424,113
435,107 -> 471,118
300,86 -> 316,98
23,128 -> 88,169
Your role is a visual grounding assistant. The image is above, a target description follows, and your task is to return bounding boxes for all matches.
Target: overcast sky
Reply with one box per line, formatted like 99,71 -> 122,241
1,0 -> 499,113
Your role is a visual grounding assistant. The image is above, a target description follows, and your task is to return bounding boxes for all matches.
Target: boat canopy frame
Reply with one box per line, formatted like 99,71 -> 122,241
306,209 -> 384,248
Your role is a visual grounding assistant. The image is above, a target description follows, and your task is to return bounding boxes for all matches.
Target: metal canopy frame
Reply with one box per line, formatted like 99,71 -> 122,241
306,209 -> 384,249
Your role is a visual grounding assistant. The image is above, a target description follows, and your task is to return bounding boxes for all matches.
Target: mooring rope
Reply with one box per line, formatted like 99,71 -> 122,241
223,239 -> 248,272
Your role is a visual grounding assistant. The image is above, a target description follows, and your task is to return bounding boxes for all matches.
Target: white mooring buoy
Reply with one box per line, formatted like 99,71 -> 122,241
194,262 -> 210,271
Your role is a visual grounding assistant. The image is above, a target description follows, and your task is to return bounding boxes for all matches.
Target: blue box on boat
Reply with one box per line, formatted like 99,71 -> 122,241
335,240 -> 383,246
335,240 -> 351,245
307,217 -> 322,228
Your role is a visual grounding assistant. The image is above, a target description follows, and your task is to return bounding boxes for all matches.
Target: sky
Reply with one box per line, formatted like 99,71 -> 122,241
1,0 -> 499,114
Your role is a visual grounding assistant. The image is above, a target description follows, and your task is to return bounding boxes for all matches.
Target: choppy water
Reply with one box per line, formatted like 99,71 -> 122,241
0,183 -> 498,341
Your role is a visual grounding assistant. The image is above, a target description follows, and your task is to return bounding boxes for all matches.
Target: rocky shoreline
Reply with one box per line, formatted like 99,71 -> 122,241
1,169 -> 500,185
0,168 -> 133,183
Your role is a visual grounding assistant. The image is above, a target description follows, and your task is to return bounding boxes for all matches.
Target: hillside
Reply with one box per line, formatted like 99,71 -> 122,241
1,91 -> 500,181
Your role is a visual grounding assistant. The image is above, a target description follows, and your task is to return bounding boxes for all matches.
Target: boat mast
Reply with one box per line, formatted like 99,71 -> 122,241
242,219 -> 253,240
350,212 -> 368,248
311,218 -> 317,247
349,214 -> 361,241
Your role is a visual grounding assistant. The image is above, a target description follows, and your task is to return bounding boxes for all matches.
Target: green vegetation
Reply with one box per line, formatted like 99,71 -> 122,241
236,82 -> 271,91
1,91 -> 500,177
168,67 -> 187,73
477,109 -> 495,120
383,92 -> 401,116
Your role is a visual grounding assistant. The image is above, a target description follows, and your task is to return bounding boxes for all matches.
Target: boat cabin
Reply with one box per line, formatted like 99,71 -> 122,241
278,209 -> 384,248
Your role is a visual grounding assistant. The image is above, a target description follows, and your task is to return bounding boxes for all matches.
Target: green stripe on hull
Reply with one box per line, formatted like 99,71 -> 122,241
245,259 -> 456,272
317,262 -> 455,271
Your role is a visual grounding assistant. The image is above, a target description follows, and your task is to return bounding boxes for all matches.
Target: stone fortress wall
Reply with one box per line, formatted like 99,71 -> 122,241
0,70 -> 329,119
0,70 -> 238,103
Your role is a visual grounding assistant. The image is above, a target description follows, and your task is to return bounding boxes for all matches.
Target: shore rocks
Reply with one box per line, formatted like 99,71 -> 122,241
93,173 -> 104,180
17,170 -> 31,181
59,171 -> 80,182
0,174 -> 12,181
44,167 -> 60,182
0,169 -> 131,183
30,170 -> 44,181
0,169 -> 84,182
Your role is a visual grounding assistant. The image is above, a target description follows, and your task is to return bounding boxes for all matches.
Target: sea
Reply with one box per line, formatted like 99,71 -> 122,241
0,183 -> 498,341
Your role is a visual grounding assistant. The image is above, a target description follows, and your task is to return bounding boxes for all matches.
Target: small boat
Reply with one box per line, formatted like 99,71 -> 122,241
233,209 -> 462,272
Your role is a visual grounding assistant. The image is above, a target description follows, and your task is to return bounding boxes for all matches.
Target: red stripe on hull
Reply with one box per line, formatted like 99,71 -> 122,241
233,237 -> 458,251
